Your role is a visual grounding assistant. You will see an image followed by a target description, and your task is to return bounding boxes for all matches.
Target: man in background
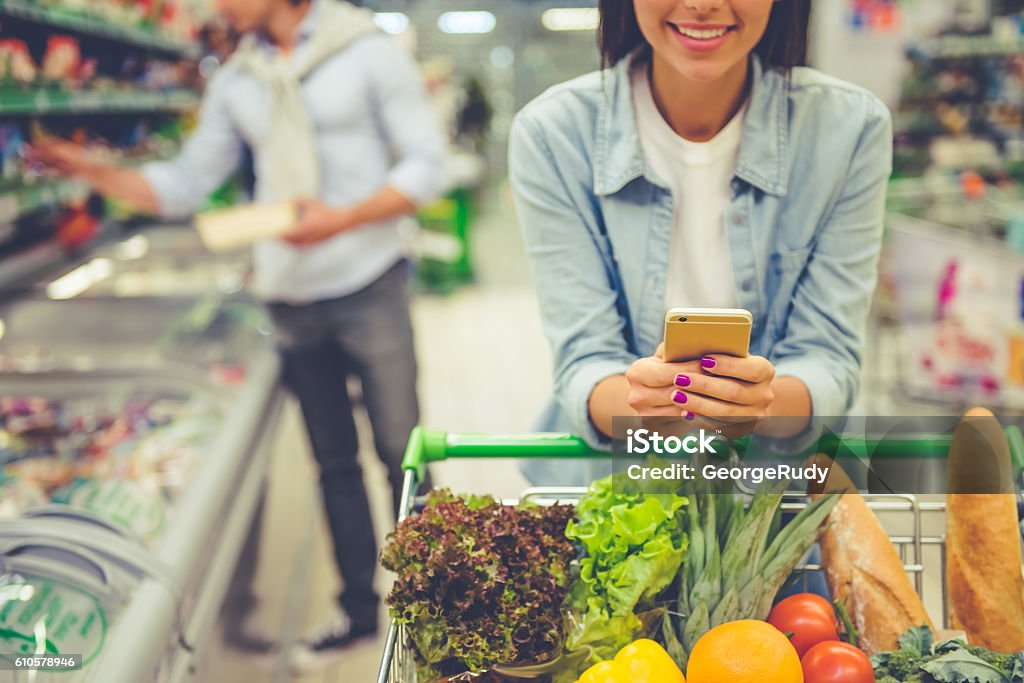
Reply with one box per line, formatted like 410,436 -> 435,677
35,0 -> 446,668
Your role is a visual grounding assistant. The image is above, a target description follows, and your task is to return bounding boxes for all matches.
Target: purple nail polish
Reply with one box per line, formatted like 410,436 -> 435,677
672,390 -> 688,404
701,356 -> 717,369
684,412 -> 696,421
675,374 -> 691,388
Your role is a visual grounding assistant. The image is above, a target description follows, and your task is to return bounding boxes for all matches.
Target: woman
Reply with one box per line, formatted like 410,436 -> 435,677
509,0 -> 891,477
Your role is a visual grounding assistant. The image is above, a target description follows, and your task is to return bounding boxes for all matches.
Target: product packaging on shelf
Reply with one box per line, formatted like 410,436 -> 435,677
41,36 -> 82,84
0,38 -> 38,84
0,393 -> 222,544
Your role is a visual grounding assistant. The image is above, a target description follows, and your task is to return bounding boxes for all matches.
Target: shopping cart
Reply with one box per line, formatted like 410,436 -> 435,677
376,427 -> 1022,683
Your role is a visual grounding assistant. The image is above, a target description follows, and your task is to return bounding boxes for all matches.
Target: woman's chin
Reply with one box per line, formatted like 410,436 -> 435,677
669,59 -> 735,84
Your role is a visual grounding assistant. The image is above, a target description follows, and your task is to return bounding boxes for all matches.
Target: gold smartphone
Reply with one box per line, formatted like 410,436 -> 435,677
663,308 -> 753,362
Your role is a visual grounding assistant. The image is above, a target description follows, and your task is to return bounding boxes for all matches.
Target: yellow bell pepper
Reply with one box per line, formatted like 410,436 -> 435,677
577,660 -> 631,683
615,639 -> 685,682
576,639 -> 685,683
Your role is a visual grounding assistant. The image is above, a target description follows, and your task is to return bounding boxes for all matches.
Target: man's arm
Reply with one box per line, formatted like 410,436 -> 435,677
368,36 -> 449,208
285,36 -> 448,245
32,139 -> 161,215
284,187 -> 416,245
33,69 -> 244,219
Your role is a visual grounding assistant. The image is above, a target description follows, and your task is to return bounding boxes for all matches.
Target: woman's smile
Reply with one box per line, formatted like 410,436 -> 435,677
667,21 -> 738,53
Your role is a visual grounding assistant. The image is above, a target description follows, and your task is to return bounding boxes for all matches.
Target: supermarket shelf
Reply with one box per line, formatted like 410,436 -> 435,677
917,34 -> 1024,59
0,238 -> 67,288
0,0 -> 198,57
0,178 -> 89,223
0,87 -> 200,115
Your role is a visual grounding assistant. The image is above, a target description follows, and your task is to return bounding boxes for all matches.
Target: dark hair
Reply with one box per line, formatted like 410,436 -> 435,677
598,0 -> 811,71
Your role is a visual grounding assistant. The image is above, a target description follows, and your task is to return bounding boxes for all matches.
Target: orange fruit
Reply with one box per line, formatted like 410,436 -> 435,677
686,620 -> 803,683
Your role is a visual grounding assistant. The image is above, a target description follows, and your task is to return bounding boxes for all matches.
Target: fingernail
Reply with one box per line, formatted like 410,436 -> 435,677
674,374 -> 691,388
672,391 -> 688,404
701,356 -> 717,369
684,412 -> 696,421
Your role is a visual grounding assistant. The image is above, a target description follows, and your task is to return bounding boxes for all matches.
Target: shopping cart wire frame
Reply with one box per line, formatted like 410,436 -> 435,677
378,426 -> 1021,683
397,427 -> 1024,506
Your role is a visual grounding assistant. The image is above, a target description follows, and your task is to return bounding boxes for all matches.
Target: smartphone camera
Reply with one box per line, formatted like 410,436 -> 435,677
676,316 -> 688,323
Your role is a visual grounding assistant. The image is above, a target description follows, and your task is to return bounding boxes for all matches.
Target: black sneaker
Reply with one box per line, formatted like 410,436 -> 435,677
288,608 -> 378,672
222,609 -> 278,654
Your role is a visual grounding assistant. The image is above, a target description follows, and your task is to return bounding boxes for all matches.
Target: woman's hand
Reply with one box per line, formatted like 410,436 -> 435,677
592,348 -> 790,439
624,344 -> 704,417
672,354 -> 776,420
624,346 -> 776,419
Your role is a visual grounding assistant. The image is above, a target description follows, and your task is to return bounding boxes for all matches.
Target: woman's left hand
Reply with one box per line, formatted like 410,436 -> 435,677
670,354 -> 776,420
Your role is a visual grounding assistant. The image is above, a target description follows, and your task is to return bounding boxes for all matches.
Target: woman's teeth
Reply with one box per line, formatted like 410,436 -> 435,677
675,26 -> 729,40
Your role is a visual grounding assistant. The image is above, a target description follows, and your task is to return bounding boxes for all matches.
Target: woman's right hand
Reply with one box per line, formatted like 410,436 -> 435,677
625,344 -> 702,417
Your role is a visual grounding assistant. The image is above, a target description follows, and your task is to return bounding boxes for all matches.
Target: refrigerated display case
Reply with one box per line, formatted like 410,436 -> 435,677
0,223 -> 285,683
51,226 -> 253,300
0,513 -> 181,683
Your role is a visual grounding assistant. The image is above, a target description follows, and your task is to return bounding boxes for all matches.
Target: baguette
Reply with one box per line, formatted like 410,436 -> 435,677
946,407 -> 1024,653
808,454 -> 936,654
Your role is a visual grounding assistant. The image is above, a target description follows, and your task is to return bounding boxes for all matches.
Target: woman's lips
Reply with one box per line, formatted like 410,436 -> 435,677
668,23 -> 736,53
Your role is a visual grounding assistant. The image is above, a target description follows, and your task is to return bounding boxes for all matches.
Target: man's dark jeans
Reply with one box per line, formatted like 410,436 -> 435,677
268,259 -> 422,625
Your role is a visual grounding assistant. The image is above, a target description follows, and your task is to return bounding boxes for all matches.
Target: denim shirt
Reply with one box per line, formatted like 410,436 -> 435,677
508,54 -> 893,456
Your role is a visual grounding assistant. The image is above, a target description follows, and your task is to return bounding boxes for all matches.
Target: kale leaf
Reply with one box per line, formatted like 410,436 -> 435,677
381,489 -> 576,680
873,629 -> 1024,683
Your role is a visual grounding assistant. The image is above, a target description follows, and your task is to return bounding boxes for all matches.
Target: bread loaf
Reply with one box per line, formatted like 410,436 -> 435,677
809,455 -> 936,654
946,407 -> 1024,653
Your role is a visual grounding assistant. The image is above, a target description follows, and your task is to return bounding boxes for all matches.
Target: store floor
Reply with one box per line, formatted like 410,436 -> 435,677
200,185 -> 551,682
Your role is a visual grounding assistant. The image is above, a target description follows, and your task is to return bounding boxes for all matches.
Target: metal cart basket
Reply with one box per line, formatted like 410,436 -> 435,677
377,427 -> 1023,683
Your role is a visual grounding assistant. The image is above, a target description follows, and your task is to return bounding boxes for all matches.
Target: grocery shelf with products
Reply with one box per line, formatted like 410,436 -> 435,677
0,0 -> 206,278
860,1 -> 1024,419
0,87 -> 200,115
892,5 -> 1024,178
0,0 -> 200,56
0,177 -> 86,222
870,191 -> 1024,427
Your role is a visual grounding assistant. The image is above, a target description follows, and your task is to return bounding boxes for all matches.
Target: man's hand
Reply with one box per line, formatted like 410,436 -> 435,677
28,136 -> 161,215
30,137 -> 96,177
282,198 -> 356,246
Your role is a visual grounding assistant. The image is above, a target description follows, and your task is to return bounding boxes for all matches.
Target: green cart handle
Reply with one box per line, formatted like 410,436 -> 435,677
402,429 -> 599,479
401,426 -> 1024,483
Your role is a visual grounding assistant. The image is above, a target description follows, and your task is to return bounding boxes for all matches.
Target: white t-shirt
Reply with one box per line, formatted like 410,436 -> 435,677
631,65 -> 745,310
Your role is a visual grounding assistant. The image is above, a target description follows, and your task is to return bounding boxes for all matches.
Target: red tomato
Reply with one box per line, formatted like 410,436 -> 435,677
766,594 -> 840,657
801,641 -> 875,683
